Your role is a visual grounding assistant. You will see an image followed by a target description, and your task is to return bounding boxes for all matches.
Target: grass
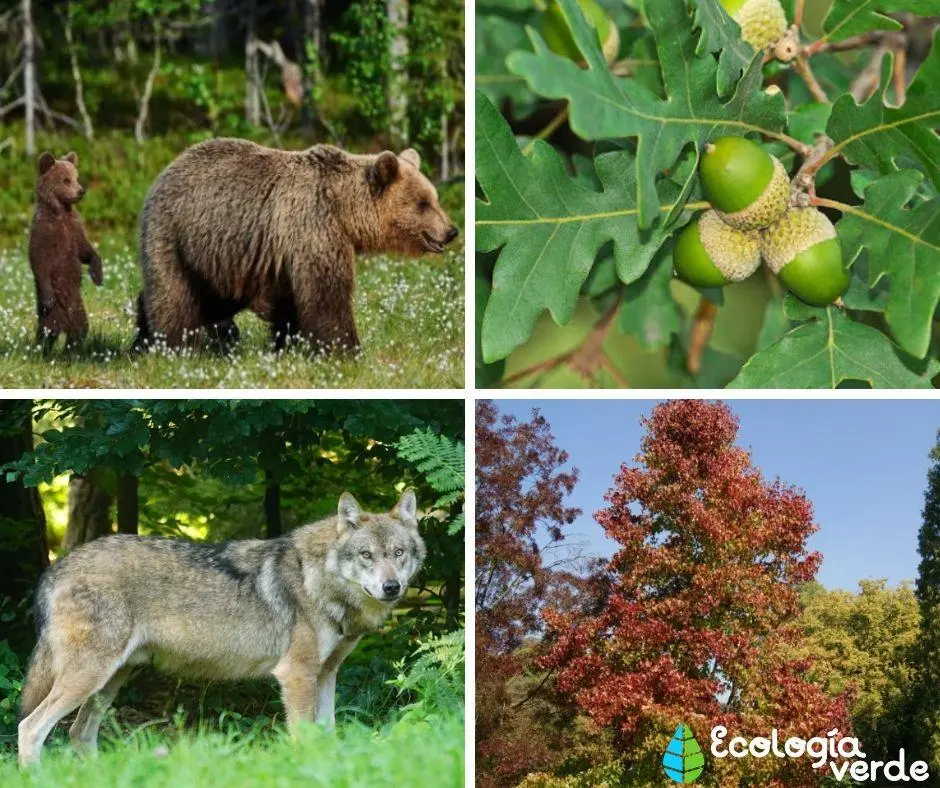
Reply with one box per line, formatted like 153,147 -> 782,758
0,713 -> 465,787
0,117 -> 465,389
0,233 -> 464,389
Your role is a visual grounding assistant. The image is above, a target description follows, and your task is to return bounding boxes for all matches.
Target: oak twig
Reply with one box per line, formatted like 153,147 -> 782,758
793,56 -> 830,103
502,299 -> 626,388
687,299 -> 718,376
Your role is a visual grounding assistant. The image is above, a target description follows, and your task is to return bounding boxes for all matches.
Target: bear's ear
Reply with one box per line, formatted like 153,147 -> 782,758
64,151 -> 79,167
369,151 -> 399,196
38,152 -> 55,175
399,148 -> 421,169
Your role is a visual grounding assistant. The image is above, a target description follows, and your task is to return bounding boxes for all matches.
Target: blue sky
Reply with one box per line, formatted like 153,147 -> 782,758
491,399 -> 939,590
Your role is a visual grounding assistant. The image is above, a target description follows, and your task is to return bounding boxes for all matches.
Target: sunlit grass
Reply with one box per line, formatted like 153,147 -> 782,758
0,235 -> 464,389
0,713 -> 464,787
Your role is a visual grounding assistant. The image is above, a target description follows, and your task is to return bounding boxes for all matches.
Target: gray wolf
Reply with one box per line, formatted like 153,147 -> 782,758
17,489 -> 425,767
134,138 -> 459,351
29,151 -> 102,351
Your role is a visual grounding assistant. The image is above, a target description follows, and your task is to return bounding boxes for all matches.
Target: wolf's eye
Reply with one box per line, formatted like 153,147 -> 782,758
395,548 -> 404,557
360,551 -> 372,560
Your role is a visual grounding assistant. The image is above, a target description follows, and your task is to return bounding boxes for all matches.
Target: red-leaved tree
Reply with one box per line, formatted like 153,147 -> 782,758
539,400 -> 851,786
475,400 -> 586,787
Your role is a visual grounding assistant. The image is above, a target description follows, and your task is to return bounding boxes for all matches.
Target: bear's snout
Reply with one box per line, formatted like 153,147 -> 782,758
445,225 -> 459,244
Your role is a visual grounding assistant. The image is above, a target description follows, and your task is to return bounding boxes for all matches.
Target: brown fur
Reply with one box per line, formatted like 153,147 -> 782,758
28,152 -> 102,351
135,139 -> 458,351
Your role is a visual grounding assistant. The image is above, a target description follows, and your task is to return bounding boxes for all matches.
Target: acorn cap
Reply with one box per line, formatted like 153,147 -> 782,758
542,0 -> 620,64
722,0 -> 788,50
762,208 -> 849,306
674,210 -> 761,288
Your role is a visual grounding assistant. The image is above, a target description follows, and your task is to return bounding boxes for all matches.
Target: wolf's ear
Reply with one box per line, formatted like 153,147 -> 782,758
392,488 -> 417,526
338,492 -> 362,531
64,151 -> 78,166
369,151 -> 399,196
38,152 -> 55,175
399,148 -> 420,169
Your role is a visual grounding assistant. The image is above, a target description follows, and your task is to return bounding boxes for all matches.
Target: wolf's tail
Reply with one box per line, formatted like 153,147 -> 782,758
19,638 -> 55,720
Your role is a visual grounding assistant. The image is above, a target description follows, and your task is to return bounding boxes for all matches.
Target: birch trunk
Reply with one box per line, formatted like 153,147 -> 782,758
245,0 -> 261,126
387,0 -> 408,148
22,0 -> 35,156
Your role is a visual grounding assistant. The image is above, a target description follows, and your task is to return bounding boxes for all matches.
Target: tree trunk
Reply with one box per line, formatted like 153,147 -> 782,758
116,473 -> 138,534
301,0 -> 322,132
22,0 -> 35,155
134,23 -> 161,144
65,470 -> 112,551
264,473 -> 281,538
63,1 -> 93,140
0,401 -> 48,606
387,0 -> 408,148
245,0 -> 261,127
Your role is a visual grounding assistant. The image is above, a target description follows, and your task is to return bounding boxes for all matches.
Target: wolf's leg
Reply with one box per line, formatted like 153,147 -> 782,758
315,635 -> 361,729
273,626 -> 318,735
68,666 -> 133,756
18,667 -> 112,767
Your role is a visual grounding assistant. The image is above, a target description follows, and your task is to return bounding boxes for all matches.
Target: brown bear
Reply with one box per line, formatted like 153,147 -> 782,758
28,151 -> 102,351
135,139 -> 459,351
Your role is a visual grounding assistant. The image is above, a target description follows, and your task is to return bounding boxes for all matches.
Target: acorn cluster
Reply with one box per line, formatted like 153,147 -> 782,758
674,137 -> 849,307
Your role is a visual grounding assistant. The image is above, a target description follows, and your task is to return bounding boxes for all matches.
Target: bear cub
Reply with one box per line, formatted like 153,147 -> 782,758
28,151 -> 102,351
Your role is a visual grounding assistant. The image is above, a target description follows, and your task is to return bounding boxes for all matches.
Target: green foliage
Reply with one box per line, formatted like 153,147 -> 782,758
0,640 -> 24,738
728,304 -> 938,388
389,628 -> 465,721
914,433 -> 940,773
476,0 -> 940,388
396,428 -> 465,533
796,580 -> 921,761
332,0 -> 393,133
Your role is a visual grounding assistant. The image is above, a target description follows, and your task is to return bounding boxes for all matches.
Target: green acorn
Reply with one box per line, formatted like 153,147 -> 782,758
720,0 -> 788,50
674,209 -> 761,288
541,0 -> 620,64
762,208 -> 849,306
700,136 -> 790,232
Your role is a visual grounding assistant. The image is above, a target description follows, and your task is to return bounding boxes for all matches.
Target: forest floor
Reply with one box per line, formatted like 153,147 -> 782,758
0,713 -> 465,787
0,232 -> 464,389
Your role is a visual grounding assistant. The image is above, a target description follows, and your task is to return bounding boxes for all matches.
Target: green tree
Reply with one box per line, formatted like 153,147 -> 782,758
796,580 -> 921,762
914,434 -> 940,773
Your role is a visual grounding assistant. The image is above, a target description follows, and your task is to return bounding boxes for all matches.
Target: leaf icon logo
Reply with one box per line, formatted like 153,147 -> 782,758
663,724 -> 705,783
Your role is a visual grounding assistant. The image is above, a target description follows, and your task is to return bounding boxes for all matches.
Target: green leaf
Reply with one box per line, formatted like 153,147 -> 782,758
826,34 -> 940,191
835,169 -> 940,359
507,0 -> 788,227
728,307 -> 938,388
819,0 -> 940,45
477,13 -> 539,117
617,248 -> 680,351
476,92 -> 687,362
690,0 -> 755,96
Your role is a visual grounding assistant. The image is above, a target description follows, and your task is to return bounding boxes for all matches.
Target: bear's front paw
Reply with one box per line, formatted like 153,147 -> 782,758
89,255 -> 103,286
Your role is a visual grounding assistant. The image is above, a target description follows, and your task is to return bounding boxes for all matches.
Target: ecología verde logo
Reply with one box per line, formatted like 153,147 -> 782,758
663,724 -> 705,783
711,726 -> 931,782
